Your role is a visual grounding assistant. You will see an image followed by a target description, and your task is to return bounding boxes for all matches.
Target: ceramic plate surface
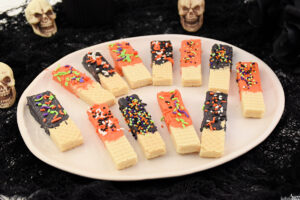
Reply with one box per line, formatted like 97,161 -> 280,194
17,34 -> 284,181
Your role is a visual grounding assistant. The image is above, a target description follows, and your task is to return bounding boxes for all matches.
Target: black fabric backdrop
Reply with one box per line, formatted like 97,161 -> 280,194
0,0 -> 300,199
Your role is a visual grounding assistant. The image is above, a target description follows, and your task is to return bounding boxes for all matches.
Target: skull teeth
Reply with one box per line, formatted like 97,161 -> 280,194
0,90 -> 10,97
0,88 -> 12,101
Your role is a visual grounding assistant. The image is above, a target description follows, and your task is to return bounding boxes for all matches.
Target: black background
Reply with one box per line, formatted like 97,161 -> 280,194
0,0 -> 299,199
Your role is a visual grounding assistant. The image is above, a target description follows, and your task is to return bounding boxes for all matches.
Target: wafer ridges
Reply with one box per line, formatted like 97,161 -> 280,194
208,44 -> 232,94
200,91 -> 228,158
157,90 -> 200,154
118,95 -> 166,159
27,91 -> 83,152
180,39 -> 202,87
109,42 -> 152,89
151,40 -> 173,85
82,52 -> 129,97
236,62 -> 265,118
87,104 -> 137,170
52,65 -> 115,106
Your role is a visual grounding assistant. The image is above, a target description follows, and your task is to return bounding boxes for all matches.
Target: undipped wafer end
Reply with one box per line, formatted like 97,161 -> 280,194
199,128 -> 225,158
49,118 -> 83,152
122,63 -> 152,89
241,91 -> 265,118
181,65 -> 202,87
104,135 -> 138,170
208,67 -> 230,94
170,125 -> 200,154
137,131 -> 166,159
152,62 -> 173,86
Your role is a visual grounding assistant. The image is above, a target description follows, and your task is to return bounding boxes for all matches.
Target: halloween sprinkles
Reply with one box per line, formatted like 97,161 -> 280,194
109,41 -> 143,76
200,91 -> 228,131
151,40 -> 174,65
209,44 -> 233,69
157,90 -> 192,129
87,104 -> 124,142
82,52 -> 115,82
52,65 -> 93,94
180,39 -> 201,67
236,62 -> 265,118
236,62 -> 262,92
27,91 -> 69,134
118,94 -> 157,139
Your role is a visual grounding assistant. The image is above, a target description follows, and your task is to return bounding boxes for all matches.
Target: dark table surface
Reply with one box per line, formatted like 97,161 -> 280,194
0,0 -> 299,199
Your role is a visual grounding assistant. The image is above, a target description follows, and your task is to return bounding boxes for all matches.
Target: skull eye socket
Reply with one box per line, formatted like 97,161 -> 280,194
34,13 -> 42,18
46,10 -> 53,16
193,5 -> 200,11
182,6 -> 189,12
3,76 -> 11,84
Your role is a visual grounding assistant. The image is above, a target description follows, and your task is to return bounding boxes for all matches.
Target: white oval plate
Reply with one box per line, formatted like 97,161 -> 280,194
17,34 -> 284,181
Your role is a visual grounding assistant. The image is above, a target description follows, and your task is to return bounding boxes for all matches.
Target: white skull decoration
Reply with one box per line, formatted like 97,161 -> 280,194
25,0 -> 57,37
0,62 -> 16,109
178,0 -> 205,32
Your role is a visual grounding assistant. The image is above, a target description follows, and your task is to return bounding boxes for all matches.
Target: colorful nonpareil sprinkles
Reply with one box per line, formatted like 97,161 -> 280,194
87,104 -> 123,142
118,95 -> 157,139
209,44 -> 233,69
157,90 -> 192,129
200,91 -> 228,131
180,39 -> 201,67
151,40 -> 174,65
83,52 -> 115,79
236,62 -> 262,92
27,91 -> 69,134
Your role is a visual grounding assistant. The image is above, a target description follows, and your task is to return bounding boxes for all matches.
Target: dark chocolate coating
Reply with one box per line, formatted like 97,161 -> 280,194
209,44 -> 233,70
151,40 -> 173,65
27,91 -> 69,135
82,52 -> 115,82
200,91 -> 228,131
118,94 -> 157,139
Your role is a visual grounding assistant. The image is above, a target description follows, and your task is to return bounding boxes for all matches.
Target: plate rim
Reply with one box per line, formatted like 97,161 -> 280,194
17,34 -> 285,181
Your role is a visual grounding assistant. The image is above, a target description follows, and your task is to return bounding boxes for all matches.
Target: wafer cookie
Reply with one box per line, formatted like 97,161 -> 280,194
82,52 -> 129,97
151,40 -> 173,85
27,91 -> 83,152
87,104 -> 137,170
208,44 -> 233,93
180,39 -> 202,87
200,91 -> 228,158
157,90 -> 200,154
109,42 -> 152,89
118,95 -> 166,159
52,65 -> 115,106
236,62 -> 265,118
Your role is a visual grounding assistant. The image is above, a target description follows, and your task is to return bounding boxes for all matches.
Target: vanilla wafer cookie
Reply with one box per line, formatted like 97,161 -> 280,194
151,40 -> 173,85
82,52 -> 129,97
109,42 -> 152,89
118,95 -> 166,159
236,62 -> 265,118
87,104 -> 137,170
27,91 -> 83,152
208,44 -> 233,93
180,39 -> 202,87
200,91 -> 228,158
157,90 -> 200,154
52,65 -> 115,106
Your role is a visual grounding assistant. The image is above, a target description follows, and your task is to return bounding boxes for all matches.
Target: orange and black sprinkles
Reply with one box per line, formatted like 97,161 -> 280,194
151,40 -> 174,65
82,52 -> 116,82
209,44 -> 233,70
200,91 -> 228,131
